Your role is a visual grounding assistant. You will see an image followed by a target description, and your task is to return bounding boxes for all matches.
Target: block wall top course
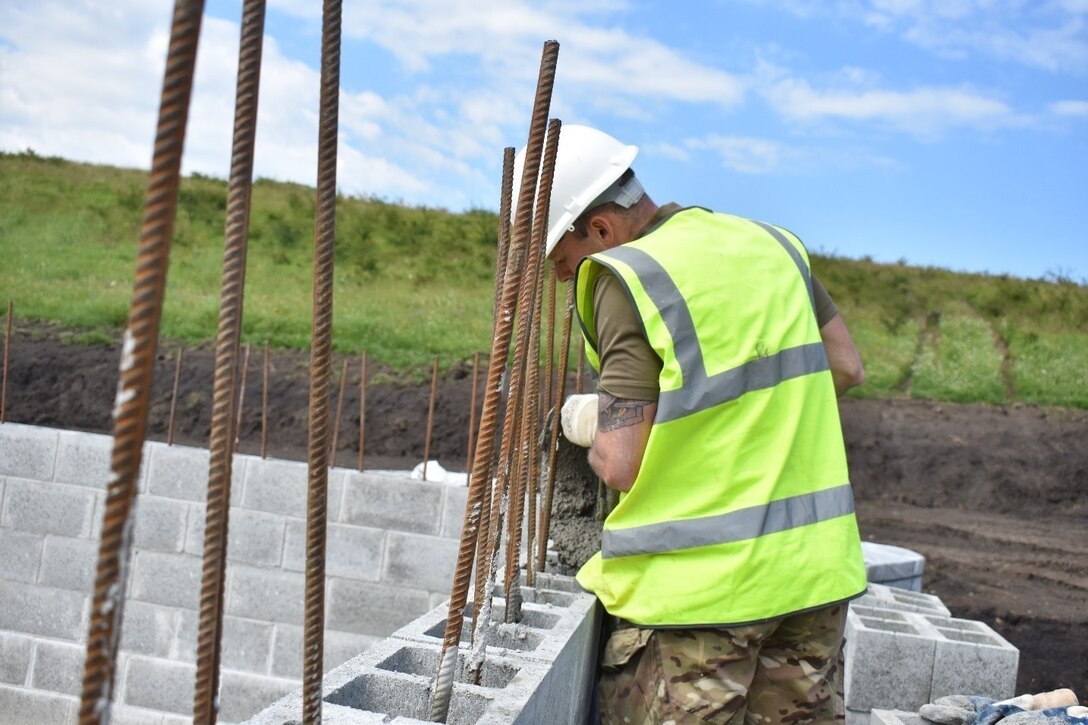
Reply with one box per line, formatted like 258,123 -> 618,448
0,423 -> 59,481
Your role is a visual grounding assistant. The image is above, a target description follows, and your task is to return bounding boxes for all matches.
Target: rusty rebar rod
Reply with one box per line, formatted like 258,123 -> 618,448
191,1 -> 265,719
234,342 -> 252,452
261,342 -> 270,459
536,283 -> 576,571
423,355 -> 439,480
358,352 -> 367,472
1,299 -> 12,424
576,343 -> 586,394
301,0 -> 342,719
502,118 -> 560,614
330,358 -> 348,465
430,40 -> 559,723
544,267 -> 557,429
167,348 -> 183,445
465,351 -> 480,473
79,1 -> 204,721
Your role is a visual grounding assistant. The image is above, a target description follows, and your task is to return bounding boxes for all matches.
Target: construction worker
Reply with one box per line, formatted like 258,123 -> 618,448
517,124 -> 868,724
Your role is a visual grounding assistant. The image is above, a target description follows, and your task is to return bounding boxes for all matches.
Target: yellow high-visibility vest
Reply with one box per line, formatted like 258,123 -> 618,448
575,207 -> 867,627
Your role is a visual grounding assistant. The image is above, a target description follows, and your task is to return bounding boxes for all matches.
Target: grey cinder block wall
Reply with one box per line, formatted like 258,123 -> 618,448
0,423 -> 468,724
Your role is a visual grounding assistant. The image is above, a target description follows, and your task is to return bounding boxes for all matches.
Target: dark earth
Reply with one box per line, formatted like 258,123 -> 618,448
3,322 -> 1086,703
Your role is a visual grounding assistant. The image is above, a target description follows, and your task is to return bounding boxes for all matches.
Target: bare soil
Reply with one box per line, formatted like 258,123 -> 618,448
3,323 -> 1085,701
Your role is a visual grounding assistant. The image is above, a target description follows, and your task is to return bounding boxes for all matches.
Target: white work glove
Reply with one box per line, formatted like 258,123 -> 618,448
560,394 -> 598,448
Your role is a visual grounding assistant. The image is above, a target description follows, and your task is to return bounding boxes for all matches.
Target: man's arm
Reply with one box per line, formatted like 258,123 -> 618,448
820,313 -> 865,396
588,392 -> 656,492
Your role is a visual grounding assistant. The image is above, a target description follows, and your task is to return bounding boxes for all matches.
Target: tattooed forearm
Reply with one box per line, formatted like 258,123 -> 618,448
598,393 -> 652,432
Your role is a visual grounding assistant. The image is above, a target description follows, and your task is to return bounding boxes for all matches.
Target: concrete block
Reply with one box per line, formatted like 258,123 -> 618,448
109,704 -> 168,725
241,458 -> 308,517
228,566 -> 305,625
0,529 -> 42,583
31,639 -> 85,696
844,609 -> 936,712
0,633 -> 33,685
854,583 -> 950,617
283,520 -> 383,579
382,532 -> 459,593
0,683 -> 75,724
133,494 -> 188,553
39,535 -> 98,591
54,430 -> 113,489
869,710 -> 927,724
146,442 -> 210,502
219,670 -> 299,723
1,478 -> 96,537
121,655 -> 195,715
327,579 -> 432,638
341,472 -> 442,535
0,423 -> 59,481
0,581 -> 87,640
188,505 -> 288,566
441,485 -> 468,539
861,542 -> 924,591
270,625 -> 379,679
130,550 -> 202,610
175,609 -> 273,673
920,615 -> 1019,701
118,600 -> 177,658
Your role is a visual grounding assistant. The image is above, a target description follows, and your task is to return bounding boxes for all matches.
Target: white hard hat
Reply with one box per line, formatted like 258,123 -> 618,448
512,124 -> 639,257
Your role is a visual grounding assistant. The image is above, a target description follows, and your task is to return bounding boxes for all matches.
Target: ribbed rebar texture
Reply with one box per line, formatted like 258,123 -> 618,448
537,283 -> 575,571
430,40 -> 559,723
79,2 -> 204,722
167,348 -> 182,445
465,350 -> 480,472
192,1 -> 265,719
302,0 -> 342,721
1,299 -> 12,423
576,343 -> 586,394
423,355 -> 439,480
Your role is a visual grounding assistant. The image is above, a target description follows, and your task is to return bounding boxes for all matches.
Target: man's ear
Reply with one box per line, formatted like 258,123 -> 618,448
588,214 -> 613,243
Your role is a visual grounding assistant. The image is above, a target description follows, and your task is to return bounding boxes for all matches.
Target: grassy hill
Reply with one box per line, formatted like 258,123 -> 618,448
2,149 -> 1086,407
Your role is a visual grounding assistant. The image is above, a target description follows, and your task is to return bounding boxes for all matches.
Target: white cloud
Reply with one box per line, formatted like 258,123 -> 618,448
1049,99 -> 1088,117
687,135 -> 783,174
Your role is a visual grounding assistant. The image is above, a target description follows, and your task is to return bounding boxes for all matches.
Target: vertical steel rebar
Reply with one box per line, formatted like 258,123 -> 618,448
192,0 -> 265,719
302,0 -> 342,719
423,355 -> 439,480
465,351 -> 480,473
1,299 -> 11,424
536,284 -> 575,571
79,1 -> 205,721
430,40 -> 559,723
234,342 -> 252,452
261,342 -> 270,459
167,349 -> 183,445
358,352 -> 367,472
576,343 -> 586,394
330,358 -> 348,465
544,268 -> 557,432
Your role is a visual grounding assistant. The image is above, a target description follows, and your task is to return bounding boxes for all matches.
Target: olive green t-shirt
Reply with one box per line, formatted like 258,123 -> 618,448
593,205 -> 838,401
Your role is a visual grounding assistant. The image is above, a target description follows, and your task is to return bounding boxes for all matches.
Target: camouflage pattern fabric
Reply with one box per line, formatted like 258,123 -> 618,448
598,604 -> 847,724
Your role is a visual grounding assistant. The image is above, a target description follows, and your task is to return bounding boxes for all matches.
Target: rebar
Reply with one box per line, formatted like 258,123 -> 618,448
465,351 -> 480,473
1,299 -> 12,424
261,342 -> 270,459
191,1 -> 265,718
423,355 -> 439,480
358,352 -> 367,472
300,1 -> 342,720
79,1 -> 204,721
536,283 -> 575,571
544,267 -> 557,431
234,342 -> 252,452
576,343 -> 586,394
167,348 -> 183,445
330,358 -> 348,465
430,40 -> 559,723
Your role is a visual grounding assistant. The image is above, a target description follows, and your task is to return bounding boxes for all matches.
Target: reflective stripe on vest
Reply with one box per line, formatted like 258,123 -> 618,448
602,482 -> 854,558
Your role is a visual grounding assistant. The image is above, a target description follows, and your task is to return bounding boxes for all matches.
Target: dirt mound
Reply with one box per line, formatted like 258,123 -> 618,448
3,325 -> 1086,700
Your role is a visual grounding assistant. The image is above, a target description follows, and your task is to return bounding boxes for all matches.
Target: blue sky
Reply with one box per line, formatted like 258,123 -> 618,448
2,1 -> 1086,280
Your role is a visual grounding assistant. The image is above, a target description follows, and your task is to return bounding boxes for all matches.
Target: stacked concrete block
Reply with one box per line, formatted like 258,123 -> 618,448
861,542 -> 926,592
0,423 -> 471,724
845,585 -> 1018,722
246,572 -> 600,724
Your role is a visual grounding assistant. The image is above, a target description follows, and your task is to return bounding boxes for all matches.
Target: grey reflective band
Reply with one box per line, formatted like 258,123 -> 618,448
748,219 -> 815,314
601,483 -> 855,559
597,242 -> 829,423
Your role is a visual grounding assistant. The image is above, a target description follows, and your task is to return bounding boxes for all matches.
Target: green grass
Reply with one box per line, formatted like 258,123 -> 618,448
3,149 -> 1087,406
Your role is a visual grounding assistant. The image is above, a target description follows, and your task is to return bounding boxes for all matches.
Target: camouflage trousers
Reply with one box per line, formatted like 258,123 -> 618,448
597,604 -> 847,725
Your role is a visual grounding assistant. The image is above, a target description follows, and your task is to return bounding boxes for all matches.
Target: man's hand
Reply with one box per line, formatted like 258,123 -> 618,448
561,394 -> 599,447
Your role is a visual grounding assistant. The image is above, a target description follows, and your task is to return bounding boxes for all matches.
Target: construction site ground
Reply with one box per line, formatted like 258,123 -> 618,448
4,324 -> 1086,702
